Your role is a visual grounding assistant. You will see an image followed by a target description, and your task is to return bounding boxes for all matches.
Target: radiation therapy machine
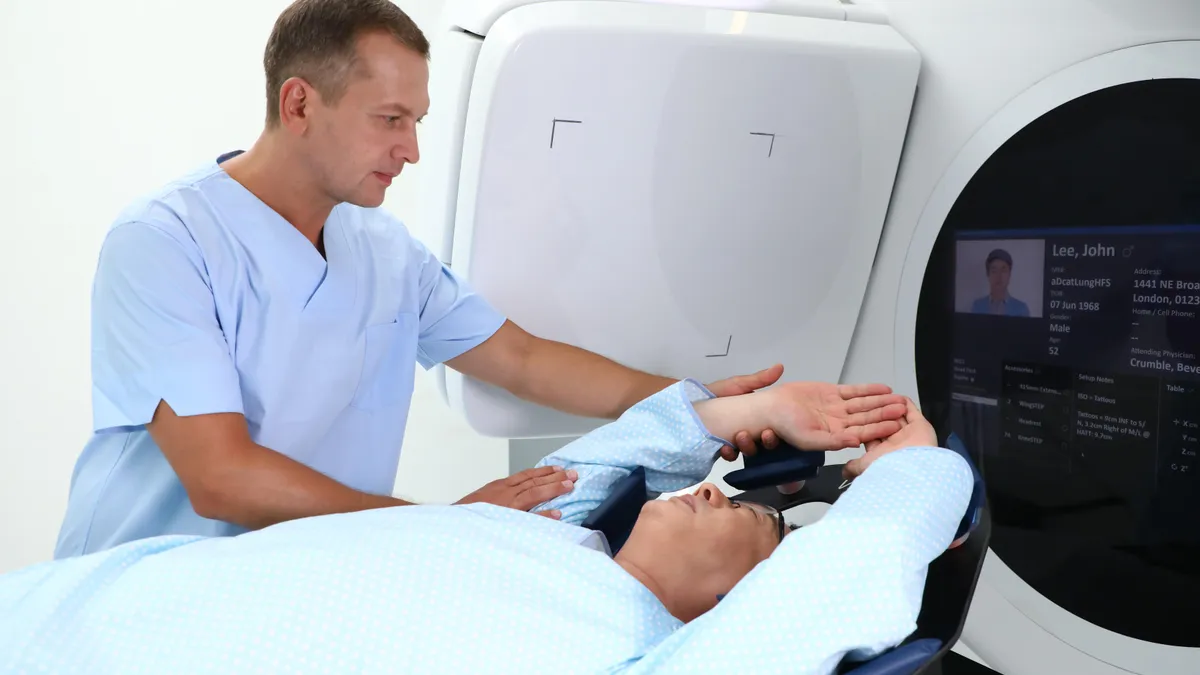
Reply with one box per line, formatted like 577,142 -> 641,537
418,0 -> 1200,673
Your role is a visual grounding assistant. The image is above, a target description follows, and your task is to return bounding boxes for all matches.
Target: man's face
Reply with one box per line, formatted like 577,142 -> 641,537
627,483 -> 784,608
987,259 -> 1011,296
304,31 -> 429,208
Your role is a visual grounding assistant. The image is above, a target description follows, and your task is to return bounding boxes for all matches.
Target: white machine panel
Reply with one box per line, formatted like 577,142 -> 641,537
893,41 -> 1200,675
837,2 -> 1200,672
431,0 -> 919,438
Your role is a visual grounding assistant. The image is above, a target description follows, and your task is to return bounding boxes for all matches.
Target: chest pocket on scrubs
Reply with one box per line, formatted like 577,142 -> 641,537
350,313 -> 418,412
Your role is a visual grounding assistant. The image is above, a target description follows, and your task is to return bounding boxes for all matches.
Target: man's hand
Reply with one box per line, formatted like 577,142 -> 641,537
763,381 -> 908,454
841,397 -> 937,480
454,466 -> 578,519
707,364 -> 786,461
707,364 -> 785,398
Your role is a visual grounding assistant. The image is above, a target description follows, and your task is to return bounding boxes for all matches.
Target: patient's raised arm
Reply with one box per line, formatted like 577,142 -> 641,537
532,380 -> 728,526
532,378 -> 906,526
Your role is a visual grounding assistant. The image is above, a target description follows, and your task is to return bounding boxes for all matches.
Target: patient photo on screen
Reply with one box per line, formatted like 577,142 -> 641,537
954,238 -> 1045,318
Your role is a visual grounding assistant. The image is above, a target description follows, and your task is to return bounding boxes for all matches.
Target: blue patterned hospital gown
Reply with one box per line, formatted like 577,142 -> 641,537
0,380 -> 973,674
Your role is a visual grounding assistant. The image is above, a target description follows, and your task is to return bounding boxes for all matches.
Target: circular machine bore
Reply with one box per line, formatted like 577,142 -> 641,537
914,78 -> 1200,647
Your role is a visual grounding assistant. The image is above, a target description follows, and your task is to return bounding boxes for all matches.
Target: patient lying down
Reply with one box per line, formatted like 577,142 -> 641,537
0,380 -> 974,675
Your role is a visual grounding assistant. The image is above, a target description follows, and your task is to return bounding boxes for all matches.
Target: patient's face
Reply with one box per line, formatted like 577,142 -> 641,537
987,259 -> 1011,295
616,483 -> 786,621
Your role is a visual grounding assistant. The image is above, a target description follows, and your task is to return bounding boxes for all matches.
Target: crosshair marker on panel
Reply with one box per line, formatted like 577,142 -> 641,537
750,132 -> 776,157
550,119 -> 583,148
706,335 -> 733,358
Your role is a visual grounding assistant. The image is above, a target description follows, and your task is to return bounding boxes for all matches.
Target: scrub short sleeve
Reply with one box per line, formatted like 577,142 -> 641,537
89,222 -> 244,432
411,238 -> 507,370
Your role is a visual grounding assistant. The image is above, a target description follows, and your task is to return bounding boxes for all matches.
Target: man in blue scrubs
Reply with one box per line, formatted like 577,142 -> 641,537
53,0 -> 793,558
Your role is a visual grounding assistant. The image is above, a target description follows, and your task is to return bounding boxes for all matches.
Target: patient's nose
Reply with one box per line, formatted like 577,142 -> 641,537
695,483 -> 730,507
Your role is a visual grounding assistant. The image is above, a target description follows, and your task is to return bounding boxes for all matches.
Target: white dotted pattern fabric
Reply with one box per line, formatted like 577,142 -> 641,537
0,380 -> 972,674
533,379 -> 730,526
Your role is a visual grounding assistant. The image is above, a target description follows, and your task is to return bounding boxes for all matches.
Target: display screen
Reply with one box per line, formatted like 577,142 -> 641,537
948,227 -> 1200,599
915,79 -> 1200,647
951,226 -> 1200,489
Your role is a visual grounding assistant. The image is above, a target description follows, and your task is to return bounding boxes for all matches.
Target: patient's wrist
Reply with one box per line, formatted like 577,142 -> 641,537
692,391 -> 772,445
763,388 -> 795,442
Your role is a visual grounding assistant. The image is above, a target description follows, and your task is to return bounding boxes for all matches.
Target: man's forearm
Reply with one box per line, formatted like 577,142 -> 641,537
519,337 -> 677,419
196,443 -> 413,530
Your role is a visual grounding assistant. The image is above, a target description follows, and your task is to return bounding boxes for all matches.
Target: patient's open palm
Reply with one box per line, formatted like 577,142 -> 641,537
771,382 -> 907,451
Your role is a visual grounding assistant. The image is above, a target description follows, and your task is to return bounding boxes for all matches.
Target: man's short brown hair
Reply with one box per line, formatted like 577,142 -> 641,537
263,0 -> 430,126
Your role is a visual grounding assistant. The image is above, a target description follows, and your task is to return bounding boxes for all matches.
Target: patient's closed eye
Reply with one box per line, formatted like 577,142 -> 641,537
733,501 -> 787,543
733,502 -> 765,526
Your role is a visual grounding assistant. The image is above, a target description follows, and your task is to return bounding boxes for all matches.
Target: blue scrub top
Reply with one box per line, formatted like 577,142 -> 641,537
53,153 -> 507,558
969,294 -> 1030,317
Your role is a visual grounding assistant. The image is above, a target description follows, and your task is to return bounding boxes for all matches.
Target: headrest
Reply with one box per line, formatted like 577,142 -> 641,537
839,638 -> 944,675
580,466 -> 648,554
723,442 -> 826,491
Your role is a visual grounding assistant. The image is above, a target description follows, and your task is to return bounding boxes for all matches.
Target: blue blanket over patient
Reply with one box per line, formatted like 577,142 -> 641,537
0,380 -> 973,674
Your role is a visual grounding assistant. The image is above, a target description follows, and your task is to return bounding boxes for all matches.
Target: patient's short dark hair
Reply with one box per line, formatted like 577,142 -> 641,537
986,248 -> 1013,269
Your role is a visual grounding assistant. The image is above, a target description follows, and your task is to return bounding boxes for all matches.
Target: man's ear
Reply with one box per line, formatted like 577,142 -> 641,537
278,76 -> 316,134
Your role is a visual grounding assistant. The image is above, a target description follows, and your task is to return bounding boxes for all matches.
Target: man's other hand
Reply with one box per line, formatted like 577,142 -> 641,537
707,364 -> 785,461
454,466 -> 577,519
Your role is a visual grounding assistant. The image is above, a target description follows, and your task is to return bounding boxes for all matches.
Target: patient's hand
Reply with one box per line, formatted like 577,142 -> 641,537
840,397 -> 937,480
842,399 -> 973,550
764,382 -> 908,453
707,364 -> 786,460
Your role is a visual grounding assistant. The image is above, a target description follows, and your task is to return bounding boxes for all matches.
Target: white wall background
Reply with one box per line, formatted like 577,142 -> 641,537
0,0 -> 510,574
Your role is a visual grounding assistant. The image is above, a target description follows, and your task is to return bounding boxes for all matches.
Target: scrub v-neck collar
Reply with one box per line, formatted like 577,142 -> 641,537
212,150 -> 353,316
